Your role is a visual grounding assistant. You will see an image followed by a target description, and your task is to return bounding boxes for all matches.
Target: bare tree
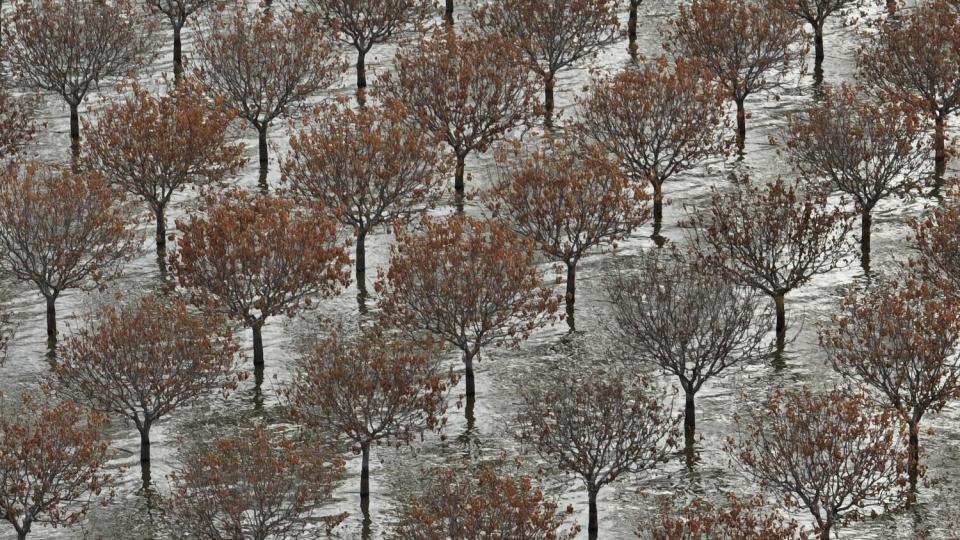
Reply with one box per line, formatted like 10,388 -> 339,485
664,0 -> 806,148
607,247 -> 769,454
474,0 -> 620,117
730,387 -> 907,539
3,0 -> 155,153
687,177 -> 854,348
144,0 -> 222,79
0,396 -> 113,540
783,83 -> 928,270
517,369 -> 679,539
193,8 -> 344,179
51,294 -> 241,484
768,0 -> 856,81
0,163 -> 140,339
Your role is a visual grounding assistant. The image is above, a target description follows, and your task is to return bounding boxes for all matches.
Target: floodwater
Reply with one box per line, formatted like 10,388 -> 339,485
2,0 -> 959,539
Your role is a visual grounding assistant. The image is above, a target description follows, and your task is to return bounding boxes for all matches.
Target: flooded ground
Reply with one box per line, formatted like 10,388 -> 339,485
2,0 -> 959,538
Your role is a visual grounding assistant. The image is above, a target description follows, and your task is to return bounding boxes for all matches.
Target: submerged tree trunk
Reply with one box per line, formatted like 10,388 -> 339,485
355,228 -> 367,282
257,124 -> 269,171
445,0 -> 454,24
356,48 -> 367,89
587,484 -> 599,539
155,206 -> 167,258
45,294 -> 58,339
173,24 -> 183,81
252,322 -> 264,368
653,181 -> 663,229
544,73 -> 556,117
935,113 -> 947,168
454,153 -> 466,193
139,422 -> 152,464
820,520 -> 832,540
565,261 -> 577,308
813,22 -> 825,73
684,389 -> 696,447
360,442 -> 371,499
860,209 -> 872,271
908,416 -> 920,494
628,0 -> 640,54
463,350 -> 476,397
735,98 -> 746,149
774,292 -> 786,348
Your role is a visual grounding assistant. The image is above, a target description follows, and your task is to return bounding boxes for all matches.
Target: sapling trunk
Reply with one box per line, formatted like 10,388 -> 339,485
173,25 -> 183,80
735,98 -> 746,149
360,442 -> 371,499
252,323 -> 264,368
774,292 -> 786,348
45,294 -> 58,339
356,49 -> 367,89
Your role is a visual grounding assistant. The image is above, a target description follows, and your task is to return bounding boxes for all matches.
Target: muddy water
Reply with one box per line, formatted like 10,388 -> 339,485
2,1 -> 959,539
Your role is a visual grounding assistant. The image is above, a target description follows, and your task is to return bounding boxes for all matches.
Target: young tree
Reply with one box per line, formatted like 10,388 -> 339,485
820,279 -> 960,493
517,369 -> 679,539
376,215 -> 558,407
607,247 -> 768,453
308,0 -> 434,89
0,396 -> 112,540
729,387 -> 907,540
0,163 -> 140,339
170,190 -> 351,372
291,327 -> 456,503
769,0 -> 856,80
83,80 -> 246,267
783,84 -> 928,270
167,424 -> 346,540
392,457 -> 580,540
487,137 -> 649,314
579,56 -> 725,234
281,100 -> 444,286
474,0 -> 620,116
858,0 -> 960,171
913,202 -> 960,296
637,494 -> 806,540
687,177 -> 853,348
3,0 -> 155,152
193,8 -> 343,177
380,27 -> 538,194
144,0 -> 222,79
664,0 -> 806,148
0,90 -> 35,158
51,294 -> 240,482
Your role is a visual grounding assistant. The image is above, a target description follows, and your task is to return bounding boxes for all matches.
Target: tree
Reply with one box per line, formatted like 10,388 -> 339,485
729,387 -> 907,540
167,424 -> 346,540
579,56 -> 725,235
380,27 -> 538,194
309,0 -> 434,89
0,396 -> 112,540
687,177 -> 853,348
638,493 -> 807,540
144,0 -> 222,79
3,0 -> 155,153
516,369 -> 679,539
858,0 -> 960,172
474,0 -> 620,117
487,137 -> 649,315
376,215 -> 558,409
290,327 -> 456,504
171,189 -> 351,373
607,247 -> 768,454
664,0 -> 806,148
392,456 -> 580,540
820,279 -> 960,494
783,84 -> 928,270
768,0 -> 856,80
0,90 -> 35,158
193,8 -> 343,178
281,100 -> 444,287
83,80 -> 245,267
0,163 -> 140,340
627,0 -> 644,54
913,202 -> 960,296
51,294 -> 240,482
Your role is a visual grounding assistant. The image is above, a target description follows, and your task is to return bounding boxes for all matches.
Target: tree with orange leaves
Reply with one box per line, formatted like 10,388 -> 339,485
0,396 -> 113,540
729,387 -> 907,540
144,0 -> 222,79
51,294 -> 241,483
638,493 -> 807,540
168,424 -> 346,540
488,137 -> 649,316
0,163 -> 140,340
282,100 -> 444,288
783,84 -> 928,270
768,0 -> 856,80
664,0 -> 805,148
380,27 -> 538,195
820,278 -> 960,494
83,80 -> 246,268
0,91 -> 35,158
291,326 -> 456,506
474,0 -> 620,118
171,190 -> 351,374
858,0 -> 960,172
579,56 -> 725,236
913,201 -> 960,296
376,215 -> 558,413
193,8 -> 343,178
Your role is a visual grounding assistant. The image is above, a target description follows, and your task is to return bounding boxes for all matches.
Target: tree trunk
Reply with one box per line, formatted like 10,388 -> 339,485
565,261 -> 576,308
139,422 -> 151,464
886,0 -> 897,15
684,389 -> 696,447
454,153 -> 466,193
258,125 -> 269,170
173,24 -> 183,81
908,416 -> 920,493
18,530 -> 27,540
935,113 -> 947,167
463,350 -> 475,398
69,101 -> 80,143
360,442 -> 370,499
544,74 -> 556,116
445,0 -> 454,24
813,22 -> 825,73
653,181 -> 663,228
252,323 -> 264,368
587,485 -> 599,539
356,49 -> 367,89
860,209 -> 871,271
774,292 -> 786,348
735,98 -> 746,149
820,521 -> 832,540
355,228 -> 367,282
45,294 -> 57,339
628,0 -> 639,54
155,206 -> 167,258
